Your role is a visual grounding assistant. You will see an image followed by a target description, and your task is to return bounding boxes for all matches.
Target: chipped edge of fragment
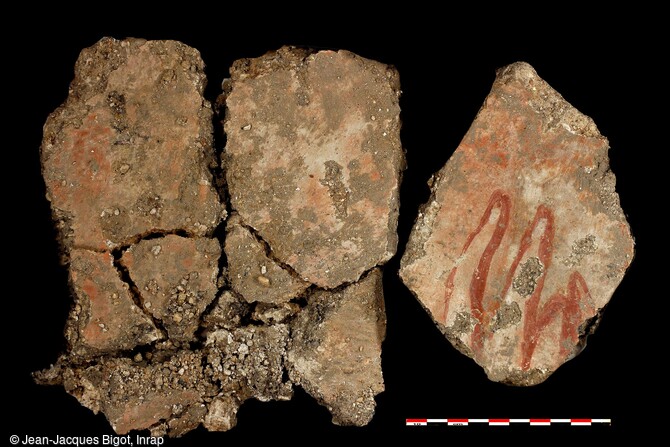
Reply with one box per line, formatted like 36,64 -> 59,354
495,61 -> 605,140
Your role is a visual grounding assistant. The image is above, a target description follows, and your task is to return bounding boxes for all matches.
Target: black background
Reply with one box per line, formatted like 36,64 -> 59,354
8,9 -> 658,444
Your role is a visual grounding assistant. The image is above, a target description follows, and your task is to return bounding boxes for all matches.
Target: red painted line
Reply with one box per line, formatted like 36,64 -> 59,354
571,419 -> 592,423
489,419 -> 510,423
441,190 -> 591,369
530,419 -> 551,423
448,419 -> 469,423
406,419 -> 428,423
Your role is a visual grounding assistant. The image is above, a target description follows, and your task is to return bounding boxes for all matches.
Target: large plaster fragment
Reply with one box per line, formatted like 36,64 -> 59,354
224,46 -> 404,288
287,269 -> 386,425
41,37 -> 224,251
400,62 -> 634,385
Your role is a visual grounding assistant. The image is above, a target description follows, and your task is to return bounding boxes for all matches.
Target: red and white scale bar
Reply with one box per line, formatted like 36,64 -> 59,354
406,418 -> 611,426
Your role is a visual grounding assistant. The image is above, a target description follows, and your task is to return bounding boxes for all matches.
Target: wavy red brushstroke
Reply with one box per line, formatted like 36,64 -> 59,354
442,190 -> 591,369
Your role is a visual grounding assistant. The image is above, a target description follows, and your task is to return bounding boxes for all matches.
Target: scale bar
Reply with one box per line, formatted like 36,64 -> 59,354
406,418 -> 611,426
